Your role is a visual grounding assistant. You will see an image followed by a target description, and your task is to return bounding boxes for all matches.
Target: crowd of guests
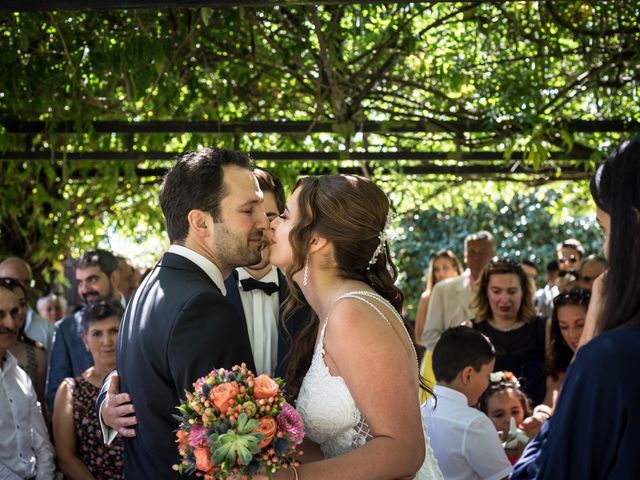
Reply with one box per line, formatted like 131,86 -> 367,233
0,253 -> 135,479
415,137 -> 640,479
1,135 -> 639,479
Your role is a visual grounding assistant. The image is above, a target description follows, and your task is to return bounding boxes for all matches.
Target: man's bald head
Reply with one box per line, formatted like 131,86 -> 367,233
0,257 -> 33,294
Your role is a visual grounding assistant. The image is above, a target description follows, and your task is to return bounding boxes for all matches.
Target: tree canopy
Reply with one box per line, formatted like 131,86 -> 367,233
0,2 -> 637,285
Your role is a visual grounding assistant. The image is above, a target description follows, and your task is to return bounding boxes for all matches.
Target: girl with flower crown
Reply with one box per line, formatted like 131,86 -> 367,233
477,371 -> 533,464
256,175 -> 442,480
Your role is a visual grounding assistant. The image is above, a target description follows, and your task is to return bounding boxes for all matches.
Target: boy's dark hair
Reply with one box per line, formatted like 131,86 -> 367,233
546,259 -> 559,274
432,326 -> 495,383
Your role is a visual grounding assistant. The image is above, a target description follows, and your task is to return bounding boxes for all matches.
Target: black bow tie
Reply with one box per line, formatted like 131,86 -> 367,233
240,277 -> 279,295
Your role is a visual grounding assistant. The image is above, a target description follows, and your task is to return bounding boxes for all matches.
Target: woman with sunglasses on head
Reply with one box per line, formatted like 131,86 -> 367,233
543,288 -> 590,407
512,136 -> 640,479
470,258 -> 548,407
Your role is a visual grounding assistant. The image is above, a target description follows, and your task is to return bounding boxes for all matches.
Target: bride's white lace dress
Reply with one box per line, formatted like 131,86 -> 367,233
295,291 -> 443,479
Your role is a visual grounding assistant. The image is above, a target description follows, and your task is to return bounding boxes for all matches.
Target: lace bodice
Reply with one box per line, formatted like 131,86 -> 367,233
295,291 -> 443,479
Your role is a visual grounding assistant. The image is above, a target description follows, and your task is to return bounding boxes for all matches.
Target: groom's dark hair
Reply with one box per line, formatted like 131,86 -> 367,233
160,147 -> 253,243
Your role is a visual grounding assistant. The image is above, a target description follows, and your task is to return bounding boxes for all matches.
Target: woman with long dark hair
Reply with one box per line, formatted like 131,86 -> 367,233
512,136 -> 640,479
543,288 -> 591,406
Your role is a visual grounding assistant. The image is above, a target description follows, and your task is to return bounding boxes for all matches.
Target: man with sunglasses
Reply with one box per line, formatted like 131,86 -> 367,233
556,238 -> 585,272
0,257 -> 54,352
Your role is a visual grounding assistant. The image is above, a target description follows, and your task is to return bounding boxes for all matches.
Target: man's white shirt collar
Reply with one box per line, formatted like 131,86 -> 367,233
237,266 -> 279,285
168,245 -> 226,295
0,350 -> 18,374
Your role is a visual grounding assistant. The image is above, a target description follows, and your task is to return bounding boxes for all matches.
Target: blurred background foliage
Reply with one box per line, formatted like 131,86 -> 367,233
0,1 -> 637,297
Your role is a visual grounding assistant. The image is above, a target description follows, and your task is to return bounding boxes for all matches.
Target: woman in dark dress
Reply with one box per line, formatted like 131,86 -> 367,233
471,258 -> 547,406
512,136 -> 640,479
52,299 -> 125,480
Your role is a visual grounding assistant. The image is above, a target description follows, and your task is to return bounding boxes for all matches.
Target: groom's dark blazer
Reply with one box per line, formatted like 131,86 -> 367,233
116,252 -> 255,479
224,268 -> 311,378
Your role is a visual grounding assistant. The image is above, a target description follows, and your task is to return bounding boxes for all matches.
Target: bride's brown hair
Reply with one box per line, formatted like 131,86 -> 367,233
283,175 -> 411,399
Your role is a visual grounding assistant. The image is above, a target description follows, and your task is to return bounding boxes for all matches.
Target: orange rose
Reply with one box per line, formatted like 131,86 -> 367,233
253,375 -> 279,399
176,429 -> 190,453
194,446 -> 215,473
210,381 -> 239,415
255,416 -> 278,448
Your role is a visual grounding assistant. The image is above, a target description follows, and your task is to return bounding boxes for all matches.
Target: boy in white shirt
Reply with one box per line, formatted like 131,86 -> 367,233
0,284 -> 55,480
422,326 -> 511,480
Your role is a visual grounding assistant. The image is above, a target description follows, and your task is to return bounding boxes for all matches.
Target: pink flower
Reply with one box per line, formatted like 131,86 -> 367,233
189,425 -> 207,447
276,403 -> 305,445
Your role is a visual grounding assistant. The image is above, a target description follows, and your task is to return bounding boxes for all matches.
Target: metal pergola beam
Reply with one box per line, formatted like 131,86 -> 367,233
3,119 -> 639,135
3,1 -> 454,13
0,150 -> 591,162
134,165 -> 591,177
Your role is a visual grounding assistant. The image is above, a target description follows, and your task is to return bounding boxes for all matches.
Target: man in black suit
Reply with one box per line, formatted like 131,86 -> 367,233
224,169 -> 310,378
100,148 -> 269,478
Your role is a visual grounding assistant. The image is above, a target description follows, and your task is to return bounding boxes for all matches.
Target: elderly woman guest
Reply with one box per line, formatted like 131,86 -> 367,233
471,259 -> 547,406
53,299 -> 124,480
512,136 -> 640,479
1,277 -> 48,408
37,292 -> 68,324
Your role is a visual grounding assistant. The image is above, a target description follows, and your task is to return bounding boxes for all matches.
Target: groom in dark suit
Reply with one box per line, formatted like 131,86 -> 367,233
102,148 -> 269,478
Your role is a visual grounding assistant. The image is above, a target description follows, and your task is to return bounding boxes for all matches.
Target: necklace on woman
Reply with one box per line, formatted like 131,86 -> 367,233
489,318 -> 520,332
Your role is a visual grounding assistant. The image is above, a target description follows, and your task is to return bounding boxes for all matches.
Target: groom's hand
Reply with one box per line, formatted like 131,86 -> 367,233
102,373 -> 138,437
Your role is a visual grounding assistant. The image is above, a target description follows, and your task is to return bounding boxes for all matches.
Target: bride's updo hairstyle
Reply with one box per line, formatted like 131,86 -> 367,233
283,175 -> 407,399
286,174 -> 403,312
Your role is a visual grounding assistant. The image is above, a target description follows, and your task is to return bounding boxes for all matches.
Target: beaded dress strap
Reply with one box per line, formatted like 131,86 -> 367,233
330,291 -> 418,364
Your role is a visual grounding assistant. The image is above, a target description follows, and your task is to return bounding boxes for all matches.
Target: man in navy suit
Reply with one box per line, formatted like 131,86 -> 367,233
100,148 -> 269,478
224,169 -> 310,377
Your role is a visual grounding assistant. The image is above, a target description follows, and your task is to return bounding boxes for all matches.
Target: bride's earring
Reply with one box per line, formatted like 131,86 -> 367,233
303,254 -> 309,286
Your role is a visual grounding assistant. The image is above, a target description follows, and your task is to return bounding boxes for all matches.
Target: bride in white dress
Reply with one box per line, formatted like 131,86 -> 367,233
260,175 -> 442,480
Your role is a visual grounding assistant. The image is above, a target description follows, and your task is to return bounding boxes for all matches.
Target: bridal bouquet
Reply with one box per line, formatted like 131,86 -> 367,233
173,364 -> 304,479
